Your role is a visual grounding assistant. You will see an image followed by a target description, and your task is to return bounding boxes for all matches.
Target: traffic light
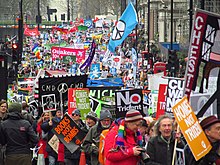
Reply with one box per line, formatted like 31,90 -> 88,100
12,43 -> 19,63
167,50 -> 179,77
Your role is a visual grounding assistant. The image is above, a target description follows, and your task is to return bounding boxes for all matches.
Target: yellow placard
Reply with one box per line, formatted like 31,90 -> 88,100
172,96 -> 212,161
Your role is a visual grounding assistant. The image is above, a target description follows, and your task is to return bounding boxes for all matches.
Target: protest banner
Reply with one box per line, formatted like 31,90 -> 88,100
41,94 -> 57,112
48,135 -> 59,153
51,46 -> 85,63
88,86 -> 120,117
39,75 -> 87,112
75,88 -> 91,120
172,96 -> 212,160
142,90 -> 151,116
115,89 -> 143,118
175,148 -> 185,165
53,113 -> 87,153
166,78 -> 184,113
156,84 -> 167,119
184,9 -> 220,99
68,88 -> 77,115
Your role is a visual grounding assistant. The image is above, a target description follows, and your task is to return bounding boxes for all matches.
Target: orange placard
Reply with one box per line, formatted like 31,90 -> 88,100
172,96 -> 212,161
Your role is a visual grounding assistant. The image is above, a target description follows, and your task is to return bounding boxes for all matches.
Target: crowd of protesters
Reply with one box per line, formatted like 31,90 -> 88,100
1,99 -> 220,165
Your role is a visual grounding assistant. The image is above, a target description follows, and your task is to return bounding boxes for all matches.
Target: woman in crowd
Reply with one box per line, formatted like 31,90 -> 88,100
36,112 -> 50,165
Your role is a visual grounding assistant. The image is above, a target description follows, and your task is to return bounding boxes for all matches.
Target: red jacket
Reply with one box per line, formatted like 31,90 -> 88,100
37,121 -> 48,158
104,125 -> 140,165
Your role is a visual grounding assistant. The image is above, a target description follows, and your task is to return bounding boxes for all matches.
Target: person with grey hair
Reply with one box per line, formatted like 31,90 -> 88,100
0,102 -> 38,165
146,115 -> 185,165
82,109 -> 112,165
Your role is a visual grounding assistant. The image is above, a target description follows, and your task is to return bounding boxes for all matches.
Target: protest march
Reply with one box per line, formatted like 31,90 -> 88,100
0,2 -> 220,165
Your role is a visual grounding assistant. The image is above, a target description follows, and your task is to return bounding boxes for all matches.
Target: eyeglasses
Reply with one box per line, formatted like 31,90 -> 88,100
72,114 -> 79,116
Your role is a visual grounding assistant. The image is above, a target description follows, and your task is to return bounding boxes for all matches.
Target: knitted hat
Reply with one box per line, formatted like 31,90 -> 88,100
100,110 -> 112,121
8,102 -> 22,113
200,116 -> 220,130
86,111 -> 97,122
72,109 -> 81,116
125,109 -> 143,122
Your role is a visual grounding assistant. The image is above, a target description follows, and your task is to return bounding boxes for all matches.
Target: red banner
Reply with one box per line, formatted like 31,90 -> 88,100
24,25 -> 40,36
184,11 -> 207,98
51,46 -> 85,63
156,84 -> 167,119
68,88 -> 77,115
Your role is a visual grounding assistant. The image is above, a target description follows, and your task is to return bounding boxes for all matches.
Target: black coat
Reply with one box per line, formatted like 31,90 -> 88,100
0,112 -> 38,155
185,141 -> 220,165
41,117 -> 61,158
146,135 -> 185,165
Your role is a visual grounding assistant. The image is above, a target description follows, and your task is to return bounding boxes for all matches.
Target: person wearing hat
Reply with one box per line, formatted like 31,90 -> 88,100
63,109 -> 88,165
104,109 -> 146,165
186,115 -> 220,165
0,102 -> 38,165
82,109 -> 113,165
146,115 -> 185,165
86,111 -> 98,129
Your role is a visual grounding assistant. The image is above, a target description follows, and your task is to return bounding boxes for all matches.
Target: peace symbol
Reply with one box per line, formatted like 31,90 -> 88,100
57,83 -> 68,93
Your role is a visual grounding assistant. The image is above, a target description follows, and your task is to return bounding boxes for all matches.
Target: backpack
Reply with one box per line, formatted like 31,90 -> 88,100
98,129 -> 109,165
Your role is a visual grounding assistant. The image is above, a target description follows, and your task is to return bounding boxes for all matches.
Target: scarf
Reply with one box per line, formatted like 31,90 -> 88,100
116,120 -> 143,147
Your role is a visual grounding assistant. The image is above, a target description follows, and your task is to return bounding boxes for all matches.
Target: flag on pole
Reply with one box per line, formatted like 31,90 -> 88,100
108,2 -> 138,52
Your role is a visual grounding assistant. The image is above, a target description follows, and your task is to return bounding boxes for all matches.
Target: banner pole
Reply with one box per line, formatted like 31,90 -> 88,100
171,125 -> 180,165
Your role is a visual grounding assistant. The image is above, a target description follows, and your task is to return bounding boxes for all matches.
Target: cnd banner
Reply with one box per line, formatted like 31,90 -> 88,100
115,89 -> 143,118
39,75 -> 88,112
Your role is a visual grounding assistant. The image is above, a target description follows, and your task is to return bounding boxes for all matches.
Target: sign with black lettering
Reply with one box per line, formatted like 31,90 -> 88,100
39,75 -> 87,110
185,9 -> 220,99
52,113 -> 87,153
166,78 -> 184,113
115,89 -> 143,118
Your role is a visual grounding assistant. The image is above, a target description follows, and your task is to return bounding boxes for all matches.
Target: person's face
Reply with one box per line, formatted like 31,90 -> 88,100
139,125 -> 148,136
56,110 -> 62,118
0,103 -> 7,114
149,126 -> 155,137
43,112 -> 50,121
100,118 -> 111,128
159,118 -> 173,139
127,120 -> 143,132
86,118 -> 96,127
72,113 -> 80,121
205,123 -> 220,142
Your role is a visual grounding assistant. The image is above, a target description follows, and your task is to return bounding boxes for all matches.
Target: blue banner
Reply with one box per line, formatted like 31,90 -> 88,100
108,3 -> 138,52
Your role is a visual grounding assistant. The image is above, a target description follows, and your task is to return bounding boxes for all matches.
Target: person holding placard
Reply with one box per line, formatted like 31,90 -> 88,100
146,115 -> 185,165
186,115 -> 220,165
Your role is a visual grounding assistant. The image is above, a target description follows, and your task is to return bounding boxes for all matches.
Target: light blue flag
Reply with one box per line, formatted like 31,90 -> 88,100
108,3 -> 138,53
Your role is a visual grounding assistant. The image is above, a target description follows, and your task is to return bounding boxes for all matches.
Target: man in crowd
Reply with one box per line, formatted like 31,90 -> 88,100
86,111 -> 98,129
0,102 -> 38,165
186,115 -> 220,164
64,109 -> 88,165
104,109 -> 146,165
82,109 -> 112,165
146,115 -> 185,165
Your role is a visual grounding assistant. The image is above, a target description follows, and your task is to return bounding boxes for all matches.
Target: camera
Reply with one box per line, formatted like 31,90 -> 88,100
137,146 -> 150,163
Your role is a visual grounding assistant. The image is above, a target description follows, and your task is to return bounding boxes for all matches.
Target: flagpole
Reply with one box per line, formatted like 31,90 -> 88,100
135,0 -> 138,51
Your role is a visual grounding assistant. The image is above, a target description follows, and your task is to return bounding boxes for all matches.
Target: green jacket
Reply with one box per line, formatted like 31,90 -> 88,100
82,122 -> 107,165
